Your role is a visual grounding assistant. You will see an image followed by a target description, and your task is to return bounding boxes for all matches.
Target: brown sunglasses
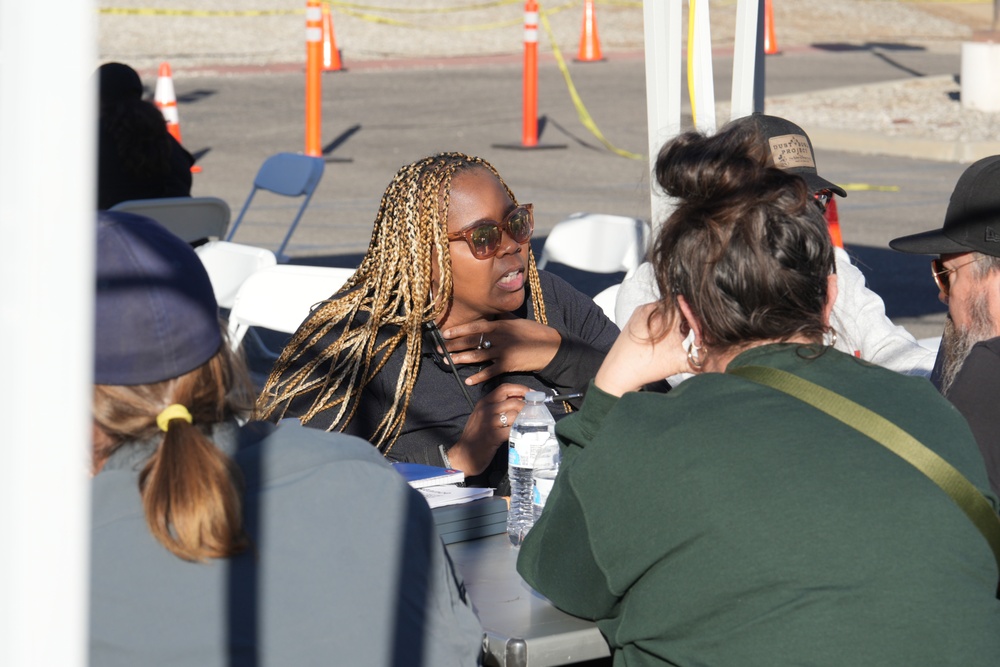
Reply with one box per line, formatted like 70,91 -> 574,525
446,204 -> 534,260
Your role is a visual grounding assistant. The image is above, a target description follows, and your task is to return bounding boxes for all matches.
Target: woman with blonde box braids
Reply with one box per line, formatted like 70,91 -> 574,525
256,152 -> 619,491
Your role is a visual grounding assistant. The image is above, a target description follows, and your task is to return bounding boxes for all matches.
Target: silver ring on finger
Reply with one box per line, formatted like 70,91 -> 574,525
477,332 -> 485,350
481,338 -> 492,350
498,412 -> 509,428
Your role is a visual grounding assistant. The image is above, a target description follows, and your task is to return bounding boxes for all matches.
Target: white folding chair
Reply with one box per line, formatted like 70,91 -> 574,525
194,240 -> 277,309
110,196 -> 231,245
535,213 -> 650,273
224,152 -> 325,259
227,264 -> 356,353
592,283 -> 621,324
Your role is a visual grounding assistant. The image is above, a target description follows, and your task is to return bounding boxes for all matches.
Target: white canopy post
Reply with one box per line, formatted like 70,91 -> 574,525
689,0 -> 716,134
730,0 -> 765,120
0,1 -> 96,666
643,0 -> 683,229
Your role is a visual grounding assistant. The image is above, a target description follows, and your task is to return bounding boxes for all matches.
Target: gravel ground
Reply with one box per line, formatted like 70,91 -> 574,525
758,74 -> 1000,148
98,0 -> 978,69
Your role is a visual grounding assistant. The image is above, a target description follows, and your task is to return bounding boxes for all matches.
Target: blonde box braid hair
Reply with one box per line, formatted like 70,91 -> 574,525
255,152 -> 549,455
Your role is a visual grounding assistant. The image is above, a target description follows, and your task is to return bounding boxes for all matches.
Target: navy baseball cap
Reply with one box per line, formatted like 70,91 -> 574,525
95,211 -> 221,385
890,155 -> 1000,257
751,113 -> 848,198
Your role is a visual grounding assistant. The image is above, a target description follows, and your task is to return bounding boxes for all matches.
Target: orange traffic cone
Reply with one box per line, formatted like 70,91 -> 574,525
154,62 -> 201,173
322,3 -> 343,72
154,62 -> 182,142
825,197 -> 844,249
763,0 -> 780,55
575,0 -> 604,62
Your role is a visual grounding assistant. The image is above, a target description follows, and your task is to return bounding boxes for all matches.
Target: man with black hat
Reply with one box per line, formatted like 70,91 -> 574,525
890,155 -> 1000,497
616,113 -> 935,378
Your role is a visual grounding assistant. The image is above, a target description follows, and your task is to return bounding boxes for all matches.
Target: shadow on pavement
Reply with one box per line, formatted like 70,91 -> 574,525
845,243 -> 946,320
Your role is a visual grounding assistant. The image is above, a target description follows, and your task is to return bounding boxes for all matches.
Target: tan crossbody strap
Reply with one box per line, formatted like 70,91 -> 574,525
730,365 -> 1000,574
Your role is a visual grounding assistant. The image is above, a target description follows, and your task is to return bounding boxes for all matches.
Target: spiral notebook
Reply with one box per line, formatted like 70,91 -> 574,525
392,462 -> 465,489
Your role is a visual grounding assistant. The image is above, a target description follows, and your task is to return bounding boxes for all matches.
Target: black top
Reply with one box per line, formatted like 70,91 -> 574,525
97,100 -> 194,210
273,271 -> 620,490
943,336 -> 1000,498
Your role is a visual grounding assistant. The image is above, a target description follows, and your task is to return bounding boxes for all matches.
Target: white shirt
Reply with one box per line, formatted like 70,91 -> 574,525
614,247 -> 935,380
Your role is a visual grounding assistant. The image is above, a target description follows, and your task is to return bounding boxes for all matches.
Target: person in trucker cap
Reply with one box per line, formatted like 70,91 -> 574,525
615,112 -> 934,379
890,155 -> 1000,498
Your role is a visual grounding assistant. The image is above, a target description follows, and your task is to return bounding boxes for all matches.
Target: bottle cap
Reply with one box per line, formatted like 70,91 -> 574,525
525,391 -> 546,402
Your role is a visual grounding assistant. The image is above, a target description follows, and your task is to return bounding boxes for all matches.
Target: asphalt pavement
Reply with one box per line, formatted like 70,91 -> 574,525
163,43 -> 980,338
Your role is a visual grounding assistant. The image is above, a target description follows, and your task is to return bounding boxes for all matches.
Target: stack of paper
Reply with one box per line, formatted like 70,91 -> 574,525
419,485 -> 494,509
392,462 -> 494,508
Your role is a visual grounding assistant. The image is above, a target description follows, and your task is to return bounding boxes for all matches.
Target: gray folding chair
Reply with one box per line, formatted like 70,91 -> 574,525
110,196 -> 230,246
225,152 -> 326,259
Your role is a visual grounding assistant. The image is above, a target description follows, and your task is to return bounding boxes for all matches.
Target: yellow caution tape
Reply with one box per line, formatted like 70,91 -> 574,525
330,0 -> 521,13
686,0 -> 698,127
539,5 -> 644,160
99,0 -> 524,19
840,183 -> 901,192
99,7 -> 304,17
334,5 -> 520,30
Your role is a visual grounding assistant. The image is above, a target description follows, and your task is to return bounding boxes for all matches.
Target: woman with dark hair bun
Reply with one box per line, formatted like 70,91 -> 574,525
517,119 -> 1000,666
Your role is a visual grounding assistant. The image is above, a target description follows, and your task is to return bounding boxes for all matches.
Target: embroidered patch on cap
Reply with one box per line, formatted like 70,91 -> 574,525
768,134 -> 816,170
986,227 -> 1000,243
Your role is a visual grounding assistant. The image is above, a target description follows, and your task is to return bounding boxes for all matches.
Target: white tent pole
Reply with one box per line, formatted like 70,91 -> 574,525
0,1 -> 96,666
690,0 -> 716,134
731,0 -> 765,120
643,0 -> 683,229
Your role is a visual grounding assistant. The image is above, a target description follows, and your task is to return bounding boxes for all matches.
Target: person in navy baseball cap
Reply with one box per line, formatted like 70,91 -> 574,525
889,155 -> 1000,497
88,211 -> 483,667
95,210 -> 221,385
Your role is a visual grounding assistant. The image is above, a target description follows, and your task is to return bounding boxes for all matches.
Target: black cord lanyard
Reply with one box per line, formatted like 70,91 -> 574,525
424,322 -> 477,411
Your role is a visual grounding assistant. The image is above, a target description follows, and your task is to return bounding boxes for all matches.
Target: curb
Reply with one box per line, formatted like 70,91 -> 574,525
808,127 -> 1000,164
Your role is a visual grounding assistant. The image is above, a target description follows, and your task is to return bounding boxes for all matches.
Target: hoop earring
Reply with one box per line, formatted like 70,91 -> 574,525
824,328 -> 838,348
687,342 -> 705,370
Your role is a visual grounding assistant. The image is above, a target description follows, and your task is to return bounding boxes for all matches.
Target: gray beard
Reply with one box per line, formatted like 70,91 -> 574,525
939,292 -> 995,396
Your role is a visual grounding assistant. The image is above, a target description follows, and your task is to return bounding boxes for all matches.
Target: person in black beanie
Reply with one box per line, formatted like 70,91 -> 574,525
95,62 -> 194,210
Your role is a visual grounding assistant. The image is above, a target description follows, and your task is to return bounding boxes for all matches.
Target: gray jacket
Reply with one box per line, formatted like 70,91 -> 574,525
90,420 -> 483,666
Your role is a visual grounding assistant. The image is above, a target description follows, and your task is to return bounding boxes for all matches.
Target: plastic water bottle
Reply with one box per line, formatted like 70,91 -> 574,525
532,433 -> 560,522
507,391 -> 556,546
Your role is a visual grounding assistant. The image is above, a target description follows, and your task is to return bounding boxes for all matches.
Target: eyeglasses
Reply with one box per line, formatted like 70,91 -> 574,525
931,256 -> 984,297
813,190 -> 833,214
447,204 -> 534,260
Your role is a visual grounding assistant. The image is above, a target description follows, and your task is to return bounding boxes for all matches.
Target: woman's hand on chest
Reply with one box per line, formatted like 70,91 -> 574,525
440,316 -> 562,386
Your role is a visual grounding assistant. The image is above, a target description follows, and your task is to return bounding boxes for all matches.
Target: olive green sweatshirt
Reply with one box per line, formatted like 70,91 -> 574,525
518,344 -> 1000,667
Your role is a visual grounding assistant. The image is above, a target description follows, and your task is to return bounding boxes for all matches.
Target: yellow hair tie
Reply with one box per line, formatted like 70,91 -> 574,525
156,404 -> 193,432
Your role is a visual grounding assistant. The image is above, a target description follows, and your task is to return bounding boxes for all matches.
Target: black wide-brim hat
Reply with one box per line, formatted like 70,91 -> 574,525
890,155 -> 1000,256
